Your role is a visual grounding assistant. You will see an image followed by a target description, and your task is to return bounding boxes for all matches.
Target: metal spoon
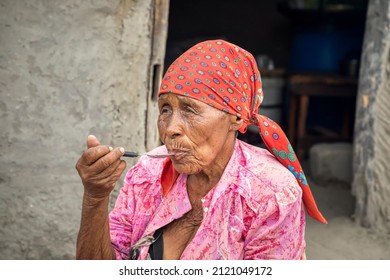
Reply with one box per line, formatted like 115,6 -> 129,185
122,151 -> 173,158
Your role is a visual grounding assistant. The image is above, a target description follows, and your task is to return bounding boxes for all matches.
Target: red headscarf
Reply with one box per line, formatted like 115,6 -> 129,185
158,39 -> 327,224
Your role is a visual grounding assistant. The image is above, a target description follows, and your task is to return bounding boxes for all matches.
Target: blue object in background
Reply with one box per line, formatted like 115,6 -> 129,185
288,26 -> 364,73
286,25 -> 363,135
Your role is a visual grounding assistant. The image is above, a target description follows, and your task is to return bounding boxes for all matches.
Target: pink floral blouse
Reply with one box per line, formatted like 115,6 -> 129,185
109,139 -> 306,260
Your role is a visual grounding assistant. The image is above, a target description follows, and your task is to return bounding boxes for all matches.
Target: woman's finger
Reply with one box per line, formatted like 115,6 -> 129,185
90,157 -> 123,182
104,160 -> 127,188
87,147 -> 124,174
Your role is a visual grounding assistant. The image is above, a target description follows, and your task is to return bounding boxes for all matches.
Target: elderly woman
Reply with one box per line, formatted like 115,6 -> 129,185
76,39 -> 326,260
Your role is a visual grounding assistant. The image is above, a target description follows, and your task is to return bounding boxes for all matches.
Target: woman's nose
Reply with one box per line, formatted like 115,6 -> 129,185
165,113 -> 183,138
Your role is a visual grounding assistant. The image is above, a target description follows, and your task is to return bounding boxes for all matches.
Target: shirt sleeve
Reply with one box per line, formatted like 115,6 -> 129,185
109,167 -> 138,260
243,182 -> 306,260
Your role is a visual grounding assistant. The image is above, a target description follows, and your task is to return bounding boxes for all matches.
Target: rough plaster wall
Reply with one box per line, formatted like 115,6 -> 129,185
0,0 -> 156,259
352,0 -> 390,234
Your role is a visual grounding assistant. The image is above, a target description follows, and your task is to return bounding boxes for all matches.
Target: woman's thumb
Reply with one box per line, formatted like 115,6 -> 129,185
87,134 -> 101,148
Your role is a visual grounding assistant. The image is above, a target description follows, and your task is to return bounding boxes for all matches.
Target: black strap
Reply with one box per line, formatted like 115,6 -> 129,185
148,228 -> 163,260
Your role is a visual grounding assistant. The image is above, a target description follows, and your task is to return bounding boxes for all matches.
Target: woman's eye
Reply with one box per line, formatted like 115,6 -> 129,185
160,106 -> 170,114
183,105 -> 196,114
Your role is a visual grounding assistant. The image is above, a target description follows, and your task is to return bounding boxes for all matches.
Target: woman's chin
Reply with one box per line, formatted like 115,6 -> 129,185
172,161 -> 201,175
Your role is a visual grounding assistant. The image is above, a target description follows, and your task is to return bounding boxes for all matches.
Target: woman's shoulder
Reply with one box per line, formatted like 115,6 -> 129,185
235,139 -> 302,200
237,139 -> 295,177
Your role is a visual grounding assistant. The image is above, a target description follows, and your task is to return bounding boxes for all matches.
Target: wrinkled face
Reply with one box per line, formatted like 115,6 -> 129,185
158,93 -> 239,175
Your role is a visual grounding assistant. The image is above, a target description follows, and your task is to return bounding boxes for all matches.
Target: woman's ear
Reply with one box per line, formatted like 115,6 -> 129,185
229,115 -> 244,132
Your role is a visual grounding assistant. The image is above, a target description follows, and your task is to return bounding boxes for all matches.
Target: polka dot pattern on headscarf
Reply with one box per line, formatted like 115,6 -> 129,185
160,40 -> 262,133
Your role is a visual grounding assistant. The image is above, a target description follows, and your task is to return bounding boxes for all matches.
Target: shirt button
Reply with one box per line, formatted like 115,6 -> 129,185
204,207 -> 209,212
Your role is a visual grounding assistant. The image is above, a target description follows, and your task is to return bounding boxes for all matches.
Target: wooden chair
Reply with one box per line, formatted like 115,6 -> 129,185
286,73 -> 358,158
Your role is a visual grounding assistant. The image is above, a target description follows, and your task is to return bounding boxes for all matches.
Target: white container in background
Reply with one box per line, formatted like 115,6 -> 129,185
261,77 -> 285,106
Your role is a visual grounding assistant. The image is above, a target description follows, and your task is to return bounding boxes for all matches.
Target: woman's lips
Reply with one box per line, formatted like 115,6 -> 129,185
168,149 -> 187,160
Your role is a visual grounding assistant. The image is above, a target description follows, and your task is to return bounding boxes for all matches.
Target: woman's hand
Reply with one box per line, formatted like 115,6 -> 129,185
76,135 -> 126,200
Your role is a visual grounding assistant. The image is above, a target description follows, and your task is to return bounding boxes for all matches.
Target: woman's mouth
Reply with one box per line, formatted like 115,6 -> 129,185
168,149 -> 188,160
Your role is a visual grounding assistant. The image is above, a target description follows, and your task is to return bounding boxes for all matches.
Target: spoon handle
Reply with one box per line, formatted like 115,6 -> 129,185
122,151 -> 173,158
123,151 -> 140,157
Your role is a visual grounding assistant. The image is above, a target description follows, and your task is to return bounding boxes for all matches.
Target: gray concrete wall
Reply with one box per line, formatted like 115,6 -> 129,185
352,0 -> 390,234
0,0 -> 160,259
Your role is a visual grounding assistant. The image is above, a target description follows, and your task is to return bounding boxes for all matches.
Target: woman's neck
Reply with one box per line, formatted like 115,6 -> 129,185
187,137 -> 236,198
